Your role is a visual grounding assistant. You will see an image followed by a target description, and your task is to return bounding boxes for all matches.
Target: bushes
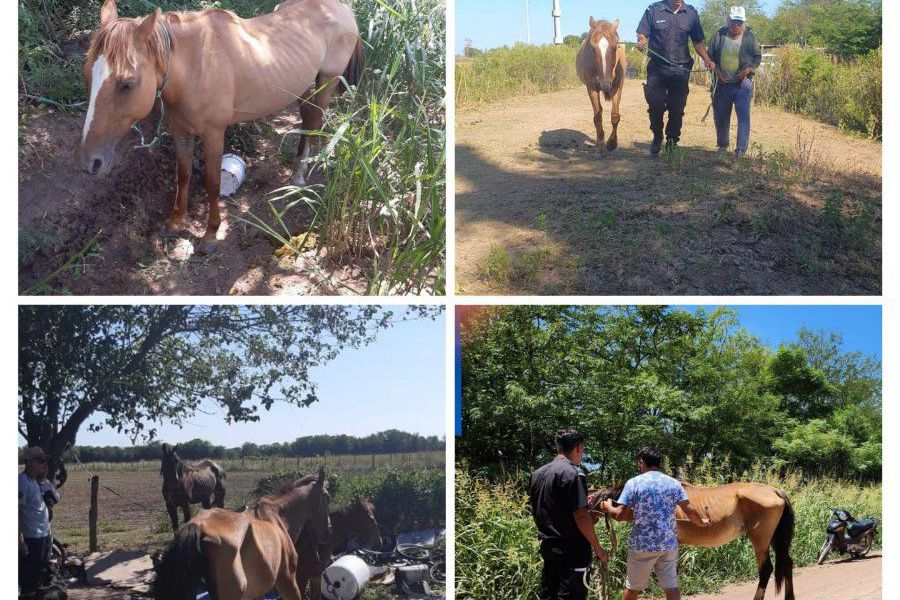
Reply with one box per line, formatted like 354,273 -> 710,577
456,466 -> 882,600
755,46 -> 882,139
255,468 -> 445,533
456,44 -> 579,105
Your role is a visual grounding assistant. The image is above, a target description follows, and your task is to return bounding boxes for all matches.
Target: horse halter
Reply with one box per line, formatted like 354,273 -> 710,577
132,20 -> 173,150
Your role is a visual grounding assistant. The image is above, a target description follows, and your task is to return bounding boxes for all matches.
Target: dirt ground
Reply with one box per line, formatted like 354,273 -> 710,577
687,552 -> 881,599
456,82 -> 882,295
19,106 -> 368,295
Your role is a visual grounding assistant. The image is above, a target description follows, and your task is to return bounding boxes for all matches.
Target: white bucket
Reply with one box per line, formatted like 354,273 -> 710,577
321,555 -> 371,600
220,153 -> 247,197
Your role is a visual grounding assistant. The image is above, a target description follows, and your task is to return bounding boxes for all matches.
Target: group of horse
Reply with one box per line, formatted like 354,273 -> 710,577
156,444 -> 381,600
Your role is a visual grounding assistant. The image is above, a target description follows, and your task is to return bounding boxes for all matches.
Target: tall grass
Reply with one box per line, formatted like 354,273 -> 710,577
245,0 -> 446,295
755,46 -> 882,139
456,464 -> 881,600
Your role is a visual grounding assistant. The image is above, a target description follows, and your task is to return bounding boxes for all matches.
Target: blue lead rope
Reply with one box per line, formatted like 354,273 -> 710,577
132,22 -> 172,150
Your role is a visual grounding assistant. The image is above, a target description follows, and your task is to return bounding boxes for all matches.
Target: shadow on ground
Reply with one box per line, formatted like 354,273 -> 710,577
456,136 -> 881,295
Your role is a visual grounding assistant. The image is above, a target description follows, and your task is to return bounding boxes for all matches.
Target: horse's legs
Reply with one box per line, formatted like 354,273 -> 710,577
275,553 -> 303,600
309,576 -> 323,600
165,130 -> 195,233
165,501 -> 180,534
748,528 -> 776,600
608,86 -> 623,152
198,128 -> 225,255
181,502 -> 192,526
293,75 -> 339,186
588,88 -> 605,153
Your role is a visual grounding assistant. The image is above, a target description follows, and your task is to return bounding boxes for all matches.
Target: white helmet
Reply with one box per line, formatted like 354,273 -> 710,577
729,6 -> 747,23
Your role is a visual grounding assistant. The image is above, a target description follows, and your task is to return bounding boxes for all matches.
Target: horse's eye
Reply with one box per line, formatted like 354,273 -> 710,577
120,80 -> 137,92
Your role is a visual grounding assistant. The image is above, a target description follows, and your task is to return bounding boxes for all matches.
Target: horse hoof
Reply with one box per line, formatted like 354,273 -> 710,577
291,172 -> 307,187
607,139 -> 618,152
197,241 -> 218,255
162,222 -> 181,238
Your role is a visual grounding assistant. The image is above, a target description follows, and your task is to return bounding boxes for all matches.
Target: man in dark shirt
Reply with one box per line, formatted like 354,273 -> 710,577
530,430 -> 608,600
637,0 -> 716,155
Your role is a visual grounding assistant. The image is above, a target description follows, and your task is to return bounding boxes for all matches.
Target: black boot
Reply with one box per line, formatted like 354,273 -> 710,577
650,137 -> 663,156
665,139 -> 679,153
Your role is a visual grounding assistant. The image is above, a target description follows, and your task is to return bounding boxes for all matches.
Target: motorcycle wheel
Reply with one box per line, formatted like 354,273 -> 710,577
850,532 -> 874,558
817,538 -> 833,565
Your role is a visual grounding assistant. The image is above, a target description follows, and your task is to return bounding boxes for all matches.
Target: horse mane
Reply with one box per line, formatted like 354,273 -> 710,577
591,483 -> 625,501
332,496 -> 373,518
87,16 -> 170,77
588,20 -> 619,42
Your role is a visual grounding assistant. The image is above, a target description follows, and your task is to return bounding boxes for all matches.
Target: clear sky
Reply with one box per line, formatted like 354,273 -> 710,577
77,314 -> 446,447
679,305 -> 882,358
456,0 -> 782,51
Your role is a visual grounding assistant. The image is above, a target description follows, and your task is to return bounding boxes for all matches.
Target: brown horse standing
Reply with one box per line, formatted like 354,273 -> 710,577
576,18 -> 626,153
160,443 -> 226,533
593,482 -> 795,600
154,468 -> 331,600
77,0 -> 364,254
296,495 -> 382,599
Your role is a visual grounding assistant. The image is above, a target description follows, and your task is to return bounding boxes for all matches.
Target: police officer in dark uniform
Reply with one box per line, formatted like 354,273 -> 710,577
529,430 -> 608,600
637,0 -> 716,155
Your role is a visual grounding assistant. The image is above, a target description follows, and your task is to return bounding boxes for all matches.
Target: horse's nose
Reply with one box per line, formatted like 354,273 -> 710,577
88,157 -> 104,175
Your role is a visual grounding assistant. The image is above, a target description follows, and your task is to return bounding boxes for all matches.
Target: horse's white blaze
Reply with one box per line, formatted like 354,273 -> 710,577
598,37 -> 610,77
82,54 -> 111,144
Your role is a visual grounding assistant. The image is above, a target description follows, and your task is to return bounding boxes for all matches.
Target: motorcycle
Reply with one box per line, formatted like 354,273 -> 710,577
816,507 -> 878,565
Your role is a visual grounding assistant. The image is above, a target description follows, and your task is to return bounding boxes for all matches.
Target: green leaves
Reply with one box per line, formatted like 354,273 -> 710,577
19,305 -> 443,454
458,306 -> 881,482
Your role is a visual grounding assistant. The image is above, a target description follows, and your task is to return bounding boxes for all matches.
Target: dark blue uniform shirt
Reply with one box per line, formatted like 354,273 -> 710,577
637,1 -> 705,67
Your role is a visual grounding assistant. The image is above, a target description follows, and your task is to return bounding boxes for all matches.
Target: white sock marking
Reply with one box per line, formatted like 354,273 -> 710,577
82,54 -> 111,145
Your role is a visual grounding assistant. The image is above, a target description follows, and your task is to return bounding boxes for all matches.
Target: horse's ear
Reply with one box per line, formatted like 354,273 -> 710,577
613,18 -> 620,30
100,0 -> 118,25
136,7 -> 161,40
589,16 -> 595,27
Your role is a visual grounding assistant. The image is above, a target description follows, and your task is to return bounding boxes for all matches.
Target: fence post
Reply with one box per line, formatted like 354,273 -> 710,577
89,475 -> 99,553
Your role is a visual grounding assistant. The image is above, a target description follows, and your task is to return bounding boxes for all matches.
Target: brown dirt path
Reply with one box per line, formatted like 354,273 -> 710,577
18,107 -> 367,295
687,553 -> 881,599
456,82 -> 882,295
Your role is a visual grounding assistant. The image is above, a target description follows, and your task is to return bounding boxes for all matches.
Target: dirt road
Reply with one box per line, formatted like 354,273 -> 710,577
456,82 -> 882,295
688,553 -> 881,599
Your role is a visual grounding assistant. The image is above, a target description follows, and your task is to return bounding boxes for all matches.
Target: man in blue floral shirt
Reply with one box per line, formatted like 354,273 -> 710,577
597,448 -> 709,600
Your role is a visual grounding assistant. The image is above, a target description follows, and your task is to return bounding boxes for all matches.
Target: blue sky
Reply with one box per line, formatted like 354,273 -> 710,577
680,305 -> 882,359
78,314 -> 446,447
456,0 -> 782,51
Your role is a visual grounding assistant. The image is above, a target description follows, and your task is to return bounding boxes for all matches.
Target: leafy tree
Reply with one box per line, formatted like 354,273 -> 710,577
19,305 -> 441,480
699,0 -> 771,42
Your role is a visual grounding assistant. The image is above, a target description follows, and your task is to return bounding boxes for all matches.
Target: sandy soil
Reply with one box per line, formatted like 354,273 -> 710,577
18,106 -> 368,295
687,553 -> 881,599
456,82 -> 882,295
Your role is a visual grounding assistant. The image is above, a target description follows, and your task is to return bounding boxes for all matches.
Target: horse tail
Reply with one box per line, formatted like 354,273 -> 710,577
154,523 -> 207,600
340,37 -> 365,93
772,490 -> 795,595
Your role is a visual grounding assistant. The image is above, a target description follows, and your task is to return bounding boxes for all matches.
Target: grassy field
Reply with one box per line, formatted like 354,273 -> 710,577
456,468 -> 882,600
53,451 -> 445,554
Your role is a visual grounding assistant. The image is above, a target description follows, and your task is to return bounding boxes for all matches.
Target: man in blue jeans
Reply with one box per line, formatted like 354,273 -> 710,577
596,448 -> 709,600
708,7 -> 762,158
19,446 -> 53,598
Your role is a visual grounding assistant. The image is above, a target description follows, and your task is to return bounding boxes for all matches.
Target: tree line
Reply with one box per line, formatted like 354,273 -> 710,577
458,306 -> 881,482
58,430 -> 444,464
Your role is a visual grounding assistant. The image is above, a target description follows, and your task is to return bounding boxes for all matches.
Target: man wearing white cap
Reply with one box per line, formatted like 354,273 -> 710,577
19,446 -> 52,597
707,6 -> 763,157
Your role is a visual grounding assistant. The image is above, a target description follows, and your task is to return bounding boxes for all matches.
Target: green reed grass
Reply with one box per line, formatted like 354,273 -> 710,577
456,461 -> 881,600
242,0 -> 446,295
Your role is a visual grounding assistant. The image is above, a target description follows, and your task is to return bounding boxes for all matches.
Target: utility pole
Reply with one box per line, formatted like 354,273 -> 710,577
526,0 -> 531,45
552,0 -> 563,45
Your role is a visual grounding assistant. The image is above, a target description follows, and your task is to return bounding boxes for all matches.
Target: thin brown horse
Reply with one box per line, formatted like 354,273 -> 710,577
154,467 -> 331,600
77,0 -> 364,254
160,443 -> 226,534
592,482 -> 795,600
296,495 -> 382,599
575,18 -> 626,154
